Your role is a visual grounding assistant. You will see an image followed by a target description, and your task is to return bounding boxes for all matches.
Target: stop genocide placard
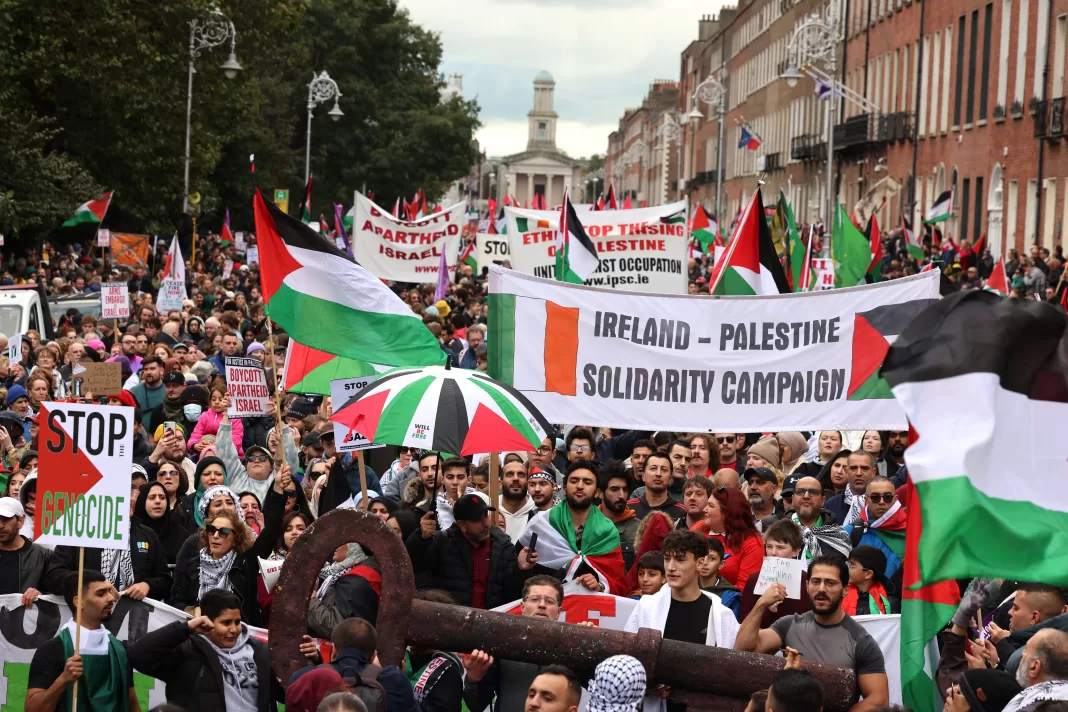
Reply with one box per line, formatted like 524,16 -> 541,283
34,402 -> 134,549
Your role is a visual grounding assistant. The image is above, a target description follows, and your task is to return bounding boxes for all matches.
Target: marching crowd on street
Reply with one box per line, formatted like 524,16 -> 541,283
0,226 -> 1065,712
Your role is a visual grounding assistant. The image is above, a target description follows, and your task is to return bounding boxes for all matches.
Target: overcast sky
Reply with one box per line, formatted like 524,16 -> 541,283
399,0 -> 730,161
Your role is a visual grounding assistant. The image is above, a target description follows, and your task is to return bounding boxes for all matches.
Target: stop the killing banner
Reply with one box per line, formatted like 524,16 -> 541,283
504,201 -> 688,293
351,192 -> 464,282
35,402 -> 134,548
487,265 -> 940,432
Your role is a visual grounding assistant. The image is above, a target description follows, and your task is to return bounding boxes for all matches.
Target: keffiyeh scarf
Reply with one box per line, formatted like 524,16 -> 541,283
101,546 -> 135,592
843,488 -> 866,527
315,543 -> 370,600
587,655 -> 647,712
198,547 -> 236,601
790,513 -> 852,559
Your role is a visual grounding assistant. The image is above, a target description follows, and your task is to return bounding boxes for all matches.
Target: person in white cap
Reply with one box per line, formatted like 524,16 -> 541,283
0,496 -> 65,606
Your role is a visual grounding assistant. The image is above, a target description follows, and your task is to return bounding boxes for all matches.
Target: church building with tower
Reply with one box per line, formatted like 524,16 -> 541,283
497,71 -> 584,208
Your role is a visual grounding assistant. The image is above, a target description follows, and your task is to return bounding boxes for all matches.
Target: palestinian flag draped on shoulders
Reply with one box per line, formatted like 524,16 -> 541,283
881,291 -> 1068,711
253,187 -> 445,368
519,502 -> 626,595
708,189 -> 790,295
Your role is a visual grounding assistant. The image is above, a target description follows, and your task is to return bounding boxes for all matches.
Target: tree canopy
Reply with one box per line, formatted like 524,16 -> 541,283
0,0 -> 480,241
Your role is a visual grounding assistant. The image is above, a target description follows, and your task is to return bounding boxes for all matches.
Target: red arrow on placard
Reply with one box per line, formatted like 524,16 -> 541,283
39,402 -> 103,497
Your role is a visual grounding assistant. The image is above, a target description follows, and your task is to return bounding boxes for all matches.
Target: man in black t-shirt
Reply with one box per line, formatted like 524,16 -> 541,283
626,452 -> 687,522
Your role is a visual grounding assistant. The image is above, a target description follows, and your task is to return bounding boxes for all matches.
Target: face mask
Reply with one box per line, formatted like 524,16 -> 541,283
183,404 -> 203,421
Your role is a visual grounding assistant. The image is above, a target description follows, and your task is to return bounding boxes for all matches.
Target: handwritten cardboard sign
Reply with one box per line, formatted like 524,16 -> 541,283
752,556 -> 805,600
73,361 -> 124,396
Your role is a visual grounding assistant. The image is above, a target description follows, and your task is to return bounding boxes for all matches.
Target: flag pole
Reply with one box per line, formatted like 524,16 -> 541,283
356,450 -> 370,511
71,546 -> 84,712
264,317 -> 285,464
489,452 -> 500,527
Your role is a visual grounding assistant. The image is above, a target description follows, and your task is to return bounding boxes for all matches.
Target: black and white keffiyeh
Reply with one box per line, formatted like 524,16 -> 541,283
101,546 -> 135,592
843,488 -> 866,527
587,655 -> 647,712
790,513 -> 852,559
198,547 -> 236,601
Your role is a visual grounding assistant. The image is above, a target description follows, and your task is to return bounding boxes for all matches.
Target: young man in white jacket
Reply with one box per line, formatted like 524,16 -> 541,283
625,530 -> 740,712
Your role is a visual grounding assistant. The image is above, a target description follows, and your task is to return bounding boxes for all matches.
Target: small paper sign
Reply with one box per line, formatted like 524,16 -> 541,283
752,556 -> 805,600
8,334 -> 21,365
234,233 -> 246,253
222,259 -> 233,279
224,356 -> 270,418
156,278 -> 186,312
246,247 -> 259,265
258,557 -> 285,592
76,361 -> 123,396
101,282 -> 130,320
97,229 -> 111,247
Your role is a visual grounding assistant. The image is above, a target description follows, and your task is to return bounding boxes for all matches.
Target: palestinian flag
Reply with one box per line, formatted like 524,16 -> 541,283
924,190 -> 953,224
606,185 -> 618,210
854,502 -> 907,577
555,188 -> 599,284
691,204 -> 717,249
62,192 -> 113,228
334,203 -> 351,255
252,187 -> 445,368
984,256 -> 1009,296
221,208 -> 234,247
900,482 -> 962,712
866,214 -> 884,282
300,176 -> 312,224
847,298 -> 938,400
833,202 -> 872,288
903,215 -> 924,261
708,190 -> 790,296
595,196 -> 606,211
519,503 -> 627,595
282,338 -> 383,395
623,195 -> 633,209
882,290 -> 1068,588
460,239 -> 477,271
163,234 -> 186,282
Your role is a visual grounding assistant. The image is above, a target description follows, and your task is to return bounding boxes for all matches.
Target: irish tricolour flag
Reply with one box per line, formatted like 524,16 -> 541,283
63,191 -> 113,228
488,293 -> 578,396
708,189 -> 790,296
253,188 -> 446,368
519,502 -> 626,594
883,290 -> 1068,587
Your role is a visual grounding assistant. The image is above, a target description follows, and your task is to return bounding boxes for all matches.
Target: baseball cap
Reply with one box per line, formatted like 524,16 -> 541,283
152,422 -> 186,440
163,371 -> 186,386
781,474 -> 801,496
0,497 -> 25,518
744,467 -> 778,485
302,432 -> 323,448
246,444 -> 274,462
453,493 -> 495,522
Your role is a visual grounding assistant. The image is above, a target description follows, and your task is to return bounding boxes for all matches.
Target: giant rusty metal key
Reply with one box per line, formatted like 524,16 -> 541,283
269,509 -> 858,712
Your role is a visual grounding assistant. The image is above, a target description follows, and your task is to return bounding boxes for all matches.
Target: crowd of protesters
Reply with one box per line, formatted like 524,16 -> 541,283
0,225 -> 1064,712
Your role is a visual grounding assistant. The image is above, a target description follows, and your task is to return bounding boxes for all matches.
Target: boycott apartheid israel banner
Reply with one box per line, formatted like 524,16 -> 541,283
351,192 -> 464,282
504,201 -> 688,293
487,265 -> 941,432
35,402 -> 134,548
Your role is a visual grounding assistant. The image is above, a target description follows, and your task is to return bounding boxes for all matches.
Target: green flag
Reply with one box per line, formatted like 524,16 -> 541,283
832,202 -> 871,289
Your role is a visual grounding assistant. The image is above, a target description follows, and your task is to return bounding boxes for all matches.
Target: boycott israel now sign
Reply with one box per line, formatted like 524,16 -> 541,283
351,192 -> 464,282
487,265 -> 941,432
504,201 -> 688,294
35,403 -> 134,548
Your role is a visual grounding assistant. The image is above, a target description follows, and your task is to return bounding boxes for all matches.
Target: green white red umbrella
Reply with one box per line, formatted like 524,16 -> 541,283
329,364 -> 552,456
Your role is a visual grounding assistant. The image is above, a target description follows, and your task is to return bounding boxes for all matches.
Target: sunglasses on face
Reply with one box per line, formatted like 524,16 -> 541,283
206,525 -> 233,537
715,437 -> 733,444
793,487 -> 822,497
867,493 -> 895,504
247,454 -> 270,463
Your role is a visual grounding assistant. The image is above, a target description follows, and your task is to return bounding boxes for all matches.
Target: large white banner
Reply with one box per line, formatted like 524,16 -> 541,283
0,595 -> 269,710
352,192 -> 464,282
488,266 -> 941,431
504,202 -> 689,293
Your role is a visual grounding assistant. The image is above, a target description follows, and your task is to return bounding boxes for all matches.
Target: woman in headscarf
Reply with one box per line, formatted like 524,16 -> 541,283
178,455 -> 228,530
169,467 -> 293,624
153,459 -> 190,513
775,431 -> 809,477
133,480 -> 191,566
586,655 -> 647,712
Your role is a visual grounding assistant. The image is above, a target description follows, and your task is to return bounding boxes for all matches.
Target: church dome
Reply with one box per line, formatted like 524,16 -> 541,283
534,70 -> 554,83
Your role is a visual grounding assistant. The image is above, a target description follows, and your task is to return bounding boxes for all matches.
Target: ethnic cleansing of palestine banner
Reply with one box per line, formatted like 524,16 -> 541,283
351,192 -> 464,282
487,265 -> 940,432
504,201 -> 688,293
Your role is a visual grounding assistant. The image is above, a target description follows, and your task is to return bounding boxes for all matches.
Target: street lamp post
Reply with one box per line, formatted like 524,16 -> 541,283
782,4 -> 841,225
305,71 -> 344,185
659,114 -> 683,203
690,71 -> 728,222
184,7 -> 241,214
627,139 -> 646,202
